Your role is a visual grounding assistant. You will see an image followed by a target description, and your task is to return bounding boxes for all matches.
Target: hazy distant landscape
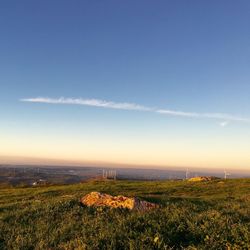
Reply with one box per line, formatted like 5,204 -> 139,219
1,165 -> 250,187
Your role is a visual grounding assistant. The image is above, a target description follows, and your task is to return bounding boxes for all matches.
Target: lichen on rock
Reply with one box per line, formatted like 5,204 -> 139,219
80,192 -> 158,211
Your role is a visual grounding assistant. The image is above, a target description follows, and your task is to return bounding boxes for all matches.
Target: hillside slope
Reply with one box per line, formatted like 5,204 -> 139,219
0,179 -> 249,249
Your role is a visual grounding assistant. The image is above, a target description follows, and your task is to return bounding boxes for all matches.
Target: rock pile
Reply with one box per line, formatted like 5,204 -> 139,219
81,192 -> 158,211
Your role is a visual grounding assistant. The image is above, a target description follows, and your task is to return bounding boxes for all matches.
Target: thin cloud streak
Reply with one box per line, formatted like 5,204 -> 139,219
157,109 -> 250,122
21,97 -> 250,123
21,97 -> 152,111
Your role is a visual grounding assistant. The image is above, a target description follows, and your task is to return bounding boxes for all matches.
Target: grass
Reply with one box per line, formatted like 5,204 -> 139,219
0,179 -> 249,249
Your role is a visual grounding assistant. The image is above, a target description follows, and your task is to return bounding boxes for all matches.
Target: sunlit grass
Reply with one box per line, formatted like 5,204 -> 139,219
0,179 -> 249,249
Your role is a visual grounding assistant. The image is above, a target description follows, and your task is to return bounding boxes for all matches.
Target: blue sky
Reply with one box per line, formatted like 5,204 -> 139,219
1,1 -> 250,169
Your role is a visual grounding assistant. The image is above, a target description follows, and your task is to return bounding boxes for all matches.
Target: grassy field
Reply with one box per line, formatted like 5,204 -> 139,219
0,179 -> 249,249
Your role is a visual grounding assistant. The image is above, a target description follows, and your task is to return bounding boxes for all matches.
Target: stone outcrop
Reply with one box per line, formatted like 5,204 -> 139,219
81,192 -> 158,211
188,176 -> 219,182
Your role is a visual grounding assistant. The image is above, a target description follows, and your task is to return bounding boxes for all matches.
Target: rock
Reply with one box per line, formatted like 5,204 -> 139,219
188,176 -> 220,182
80,192 -> 158,211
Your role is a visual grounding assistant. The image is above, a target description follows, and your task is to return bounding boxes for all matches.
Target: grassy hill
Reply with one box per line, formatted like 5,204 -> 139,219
0,179 -> 249,249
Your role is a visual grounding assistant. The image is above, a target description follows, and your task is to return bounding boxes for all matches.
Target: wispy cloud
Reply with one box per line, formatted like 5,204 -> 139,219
157,109 -> 250,123
219,121 -> 229,127
20,97 -> 153,111
20,97 -> 250,124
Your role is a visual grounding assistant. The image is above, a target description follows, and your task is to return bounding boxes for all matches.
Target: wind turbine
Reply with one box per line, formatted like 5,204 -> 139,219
224,169 -> 230,179
185,168 -> 189,180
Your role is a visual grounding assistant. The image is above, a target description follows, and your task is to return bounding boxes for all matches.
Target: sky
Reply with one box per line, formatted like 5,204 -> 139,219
0,1 -> 250,170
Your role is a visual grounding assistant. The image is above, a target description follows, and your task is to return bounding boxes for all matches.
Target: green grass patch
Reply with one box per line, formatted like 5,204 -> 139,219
0,179 -> 249,249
